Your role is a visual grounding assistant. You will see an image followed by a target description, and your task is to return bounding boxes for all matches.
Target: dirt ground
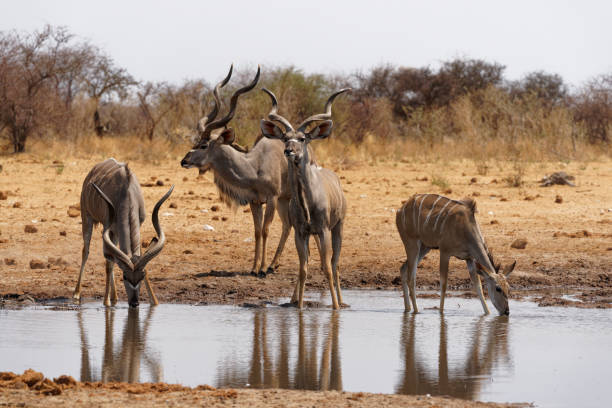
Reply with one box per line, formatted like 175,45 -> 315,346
0,370 -> 528,407
0,155 -> 611,309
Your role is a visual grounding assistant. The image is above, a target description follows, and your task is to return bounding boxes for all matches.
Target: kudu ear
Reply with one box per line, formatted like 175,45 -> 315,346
260,119 -> 284,140
503,261 -> 516,277
218,128 -> 235,145
307,120 -> 333,140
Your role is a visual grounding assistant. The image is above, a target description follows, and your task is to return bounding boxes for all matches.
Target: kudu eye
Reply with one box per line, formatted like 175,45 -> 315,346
495,286 -> 502,293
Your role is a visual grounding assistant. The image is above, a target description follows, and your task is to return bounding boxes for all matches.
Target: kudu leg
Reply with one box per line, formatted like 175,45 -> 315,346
400,239 -> 420,312
439,252 -> 451,313
294,233 -> 310,309
250,203 -> 264,276
143,274 -> 159,306
258,200 -> 276,276
267,199 -> 291,274
319,230 -> 340,310
330,222 -> 344,306
467,260 -> 491,315
104,260 -> 115,307
73,216 -> 94,301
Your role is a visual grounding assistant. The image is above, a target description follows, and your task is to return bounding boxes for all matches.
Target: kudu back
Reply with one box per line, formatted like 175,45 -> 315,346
73,158 -> 173,307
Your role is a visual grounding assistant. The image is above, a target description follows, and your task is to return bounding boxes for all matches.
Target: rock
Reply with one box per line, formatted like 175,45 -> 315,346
169,202 -> 177,208
53,375 -> 77,388
12,201 -> 22,208
48,257 -> 67,266
0,191 -> 7,200
211,205 -> 220,212
203,224 -> 215,231
30,259 -> 47,269
4,258 -> 16,265
156,179 -> 164,186
21,369 -> 44,387
24,225 -> 38,233
222,216 -> 228,221
59,231 -> 67,236
182,177 -> 188,182
490,220 -> 499,225
183,249 -> 193,254
67,206 -> 80,217
511,238 -> 528,249
555,195 -> 563,203
540,171 -> 575,187
470,177 -> 477,184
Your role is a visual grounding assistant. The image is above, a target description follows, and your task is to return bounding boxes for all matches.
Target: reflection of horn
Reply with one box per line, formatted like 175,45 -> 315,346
79,307 -> 161,384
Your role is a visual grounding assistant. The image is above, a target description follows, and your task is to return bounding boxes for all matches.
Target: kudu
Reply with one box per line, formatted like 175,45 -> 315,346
395,194 -> 516,315
260,88 -> 350,309
180,66 -> 293,277
72,158 -> 173,307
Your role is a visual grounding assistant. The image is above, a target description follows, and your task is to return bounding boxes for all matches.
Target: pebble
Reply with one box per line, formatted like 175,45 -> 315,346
203,224 -> 215,231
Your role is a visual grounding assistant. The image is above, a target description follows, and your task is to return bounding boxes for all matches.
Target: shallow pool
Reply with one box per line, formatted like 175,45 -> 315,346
1,290 -> 610,407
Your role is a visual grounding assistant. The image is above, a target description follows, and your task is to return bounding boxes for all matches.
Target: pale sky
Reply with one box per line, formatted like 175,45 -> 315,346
1,0 -> 610,88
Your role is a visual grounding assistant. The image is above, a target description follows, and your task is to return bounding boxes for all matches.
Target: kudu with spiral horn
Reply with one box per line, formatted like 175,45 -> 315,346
181,66 -> 298,276
260,88 -> 350,309
73,158 -> 173,307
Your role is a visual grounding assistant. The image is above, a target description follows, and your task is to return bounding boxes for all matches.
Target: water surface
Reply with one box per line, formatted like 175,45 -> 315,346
1,290 -> 610,407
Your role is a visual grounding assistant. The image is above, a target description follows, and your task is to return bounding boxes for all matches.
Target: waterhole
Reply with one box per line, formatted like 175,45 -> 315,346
1,290 -> 610,407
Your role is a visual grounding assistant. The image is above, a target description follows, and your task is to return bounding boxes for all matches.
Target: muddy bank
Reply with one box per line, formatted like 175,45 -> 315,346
0,370 -> 527,408
1,157 -> 611,309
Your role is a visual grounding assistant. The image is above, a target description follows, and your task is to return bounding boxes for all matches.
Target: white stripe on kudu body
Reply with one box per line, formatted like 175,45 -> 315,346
416,194 -> 429,234
423,195 -> 443,228
395,193 -> 514,316
439,203 -> 459,233
432,199 -> 453,231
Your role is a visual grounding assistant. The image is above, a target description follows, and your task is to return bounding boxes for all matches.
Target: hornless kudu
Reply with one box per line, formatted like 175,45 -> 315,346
395,194 -> 516,315
72,158 -> 173,307
181,66 -> 294,277
260,88 -> 350,309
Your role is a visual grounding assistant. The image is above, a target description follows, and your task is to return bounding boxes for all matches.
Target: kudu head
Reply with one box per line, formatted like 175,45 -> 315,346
477,252 -> 516,315
180,65 -> 260,173
259,88 -> 351,164
92,183 -> 174,308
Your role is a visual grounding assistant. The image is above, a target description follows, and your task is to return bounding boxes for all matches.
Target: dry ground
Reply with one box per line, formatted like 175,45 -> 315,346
0,370 -> 528,407
0,155 -> 611,308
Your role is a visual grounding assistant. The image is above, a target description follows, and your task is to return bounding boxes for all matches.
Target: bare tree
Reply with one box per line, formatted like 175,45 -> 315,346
0,25 -> 75,152
137,81 -> 177,141
82,48 -> 135,136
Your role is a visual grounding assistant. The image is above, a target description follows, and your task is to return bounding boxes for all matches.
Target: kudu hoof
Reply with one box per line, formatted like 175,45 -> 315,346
250,271 -> 258,277
265,266 -> 276,275
257,270 -> 267,278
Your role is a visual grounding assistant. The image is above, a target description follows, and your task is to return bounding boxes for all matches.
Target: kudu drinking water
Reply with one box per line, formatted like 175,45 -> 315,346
72,158 -> 173,307
260,88 -> 350,309
181,66 -> 295,277
395,194 -> 516,315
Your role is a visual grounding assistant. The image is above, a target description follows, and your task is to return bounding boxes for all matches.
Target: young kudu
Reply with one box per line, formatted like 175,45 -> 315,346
180,66 -> 293,277
73,158 -> 173,307
260,88 -> 350,309
395,194 -> 515,315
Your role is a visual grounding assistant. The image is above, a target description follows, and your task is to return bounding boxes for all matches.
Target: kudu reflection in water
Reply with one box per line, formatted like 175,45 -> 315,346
216,310 -> 342,391
78,307 -> 162,383
396,314 -> 511,399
